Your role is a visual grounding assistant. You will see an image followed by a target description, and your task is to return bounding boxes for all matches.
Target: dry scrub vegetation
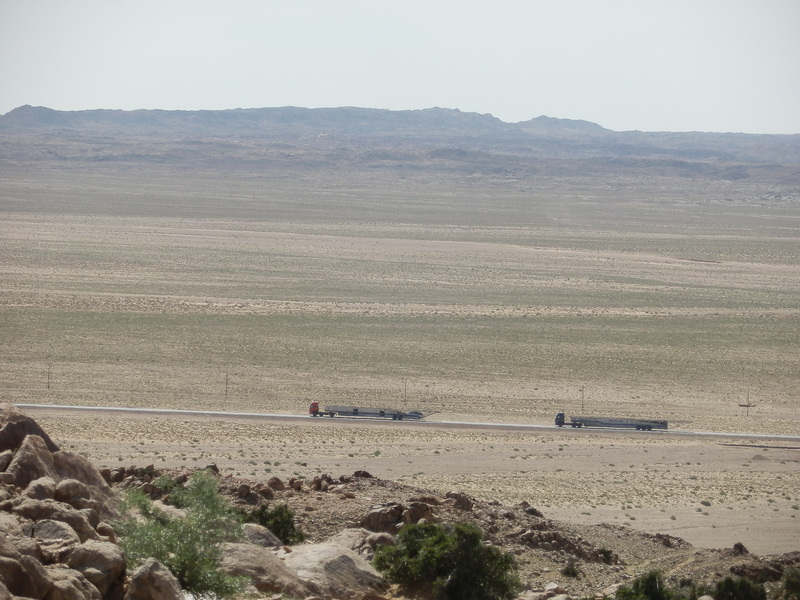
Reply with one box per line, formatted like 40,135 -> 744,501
1,163 -> 799,554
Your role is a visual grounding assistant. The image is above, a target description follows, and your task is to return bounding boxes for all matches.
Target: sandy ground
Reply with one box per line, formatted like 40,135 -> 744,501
22,407 -> 800,557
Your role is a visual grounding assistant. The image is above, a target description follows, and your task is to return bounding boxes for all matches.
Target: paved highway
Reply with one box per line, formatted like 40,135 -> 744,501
13,403 -> 800,444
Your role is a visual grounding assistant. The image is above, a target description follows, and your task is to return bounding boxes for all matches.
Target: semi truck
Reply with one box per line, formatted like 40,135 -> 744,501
308,402 -> 424,420
555,412 -> 667,431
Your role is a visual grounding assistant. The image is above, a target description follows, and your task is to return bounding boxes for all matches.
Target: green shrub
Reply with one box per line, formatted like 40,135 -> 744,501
712,577 -> 767,600
117,470 -> 246,600
242,503 -> 305,545
713,576 -> 766,600
616,571 -> 768,600
783,568 -> 800,600
616,570 -> 673,600
373,522 -> 520,600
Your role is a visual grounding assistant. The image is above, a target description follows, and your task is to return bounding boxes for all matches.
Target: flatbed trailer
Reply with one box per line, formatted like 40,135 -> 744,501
309,402 -> 424,420
555,412 -> 667,431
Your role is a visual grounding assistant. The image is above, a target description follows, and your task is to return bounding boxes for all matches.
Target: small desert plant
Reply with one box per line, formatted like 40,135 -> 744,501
241,503 -> 305,545
373,521 -> 520,600
713,576 -> 766,600
561,558 -> 580,577
616,570 -> 673,600
782,568 -> 800,600
597,548 -> 615,564
117,470 -> 246,599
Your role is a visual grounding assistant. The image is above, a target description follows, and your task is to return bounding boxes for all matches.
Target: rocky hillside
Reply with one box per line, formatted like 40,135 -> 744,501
1,403 -> 798,600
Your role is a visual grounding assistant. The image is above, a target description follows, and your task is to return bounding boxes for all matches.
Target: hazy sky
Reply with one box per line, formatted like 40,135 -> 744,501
2,0 -> 798,133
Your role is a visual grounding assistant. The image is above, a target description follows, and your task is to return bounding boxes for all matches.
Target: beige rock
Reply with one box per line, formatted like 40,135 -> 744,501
52,451 -> 117,520
0,549 -> 52,599
365,532 -> 395,550
267,476 -> 286,490
124,558 -> 183,600
0,404 -> 60,453
360,503 -> 404,532
0,450 -> 13,472
32,518 -> 81,544
545,582 -> 566,594
96,522 -> 117,543
401,501 -> 434,524
445,490 -> 474,510
67,539 -> 126,599
6,434 -> 58,488
55,478 -> 92,503
25,475 -> 57,500
12,498 -> 100,542
221,541 -> 315,598
281,542 -> 387,599
0,512 -> 24,536
45,566 -> 102,600
242,522 -> 283,548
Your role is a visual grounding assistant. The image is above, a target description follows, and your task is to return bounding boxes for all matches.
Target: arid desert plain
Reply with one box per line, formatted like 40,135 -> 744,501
1,159 -> 799,556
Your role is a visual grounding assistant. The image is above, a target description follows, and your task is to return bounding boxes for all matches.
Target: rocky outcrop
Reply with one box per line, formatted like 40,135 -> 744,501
0,404 -> 124,599
360,500 -> 436,533
0,405 -> 397,600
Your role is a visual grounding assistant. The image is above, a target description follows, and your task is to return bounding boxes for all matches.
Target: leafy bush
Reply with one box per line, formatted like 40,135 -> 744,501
784,568 -> 800,600
373,522 -> 520,600
241,503 -> 305,545
713,576 -> 766,600
117,470 -> 246,600
617,570 -> 674,600
617,571 -> 769,600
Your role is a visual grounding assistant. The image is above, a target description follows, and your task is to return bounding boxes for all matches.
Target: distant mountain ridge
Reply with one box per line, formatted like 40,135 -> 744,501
2,105 -> 799,181
0,104 -> 519,136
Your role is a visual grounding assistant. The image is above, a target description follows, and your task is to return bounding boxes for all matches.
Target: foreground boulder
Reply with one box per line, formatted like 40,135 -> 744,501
221,542 -> 316,598
68,540 -> 126,599
0,405 -> 60,453
123,559 -> 182,600
280,542 -> 388,599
